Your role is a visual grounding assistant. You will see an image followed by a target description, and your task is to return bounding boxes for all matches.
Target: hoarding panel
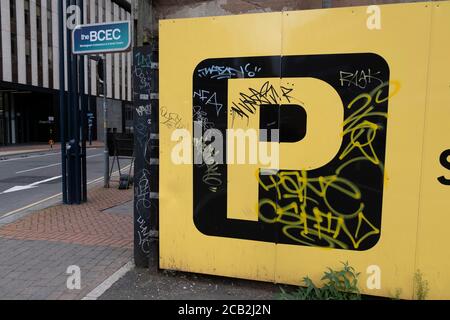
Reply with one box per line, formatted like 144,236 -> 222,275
277,3 -> 431,298
159,13 -> 282,281
159,2 -> 450,299
416,1 -> 450,300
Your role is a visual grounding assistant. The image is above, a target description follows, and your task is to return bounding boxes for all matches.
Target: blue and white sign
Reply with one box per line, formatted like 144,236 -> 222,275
72,21 -> 131,55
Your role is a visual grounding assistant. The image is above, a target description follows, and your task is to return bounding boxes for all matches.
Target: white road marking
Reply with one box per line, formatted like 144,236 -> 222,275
0,148 -> 100,164
0,152 -> 59,163
82,261 -> 134,300
15,153 -> 103,174
0,165 -> 130,219
15,163 -> 61,174
1,175 -> 62,194
0,193 -> 63,219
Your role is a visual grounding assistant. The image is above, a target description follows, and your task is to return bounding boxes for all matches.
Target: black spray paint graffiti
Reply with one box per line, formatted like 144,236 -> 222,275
230,81 -> 294,127
192,54 -> 392,251
160,107 -> 184,129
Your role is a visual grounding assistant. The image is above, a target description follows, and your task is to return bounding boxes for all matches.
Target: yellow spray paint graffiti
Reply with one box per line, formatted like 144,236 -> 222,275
255,80 -> 399,250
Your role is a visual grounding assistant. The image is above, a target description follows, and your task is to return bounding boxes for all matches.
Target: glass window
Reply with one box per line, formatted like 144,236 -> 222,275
25,0 -> 30,25
86,0 -> 90,23
48,15 -> 52,35
11,34 -> 17,56
26,39 -> 31,55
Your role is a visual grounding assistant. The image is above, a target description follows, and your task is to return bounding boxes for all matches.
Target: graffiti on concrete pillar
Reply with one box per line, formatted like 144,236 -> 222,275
133,46 -> 156,265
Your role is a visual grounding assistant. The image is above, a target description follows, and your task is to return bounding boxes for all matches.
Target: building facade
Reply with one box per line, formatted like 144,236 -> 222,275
0,0 -> 132,145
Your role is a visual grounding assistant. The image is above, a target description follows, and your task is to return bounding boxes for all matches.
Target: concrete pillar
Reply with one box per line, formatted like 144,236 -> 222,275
133,0 -> 153,46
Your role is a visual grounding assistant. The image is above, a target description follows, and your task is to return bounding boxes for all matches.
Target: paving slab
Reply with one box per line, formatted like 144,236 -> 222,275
0,183 -> 132,300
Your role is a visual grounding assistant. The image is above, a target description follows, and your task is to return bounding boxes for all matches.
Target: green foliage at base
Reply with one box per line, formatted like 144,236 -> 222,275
277,262 -> 361,300
414,270 -> 429,300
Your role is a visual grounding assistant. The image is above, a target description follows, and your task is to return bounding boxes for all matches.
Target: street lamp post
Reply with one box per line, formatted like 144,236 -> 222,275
72,15 -> 131,192
58,0 -> 67,204
102,54 -> 109,188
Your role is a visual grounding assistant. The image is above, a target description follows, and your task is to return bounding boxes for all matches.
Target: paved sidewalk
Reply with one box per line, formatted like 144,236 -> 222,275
0,141 -> 103,157
0,183 -> 132,300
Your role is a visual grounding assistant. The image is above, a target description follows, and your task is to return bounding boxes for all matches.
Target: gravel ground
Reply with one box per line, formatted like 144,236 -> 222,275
99,266 -> 287,300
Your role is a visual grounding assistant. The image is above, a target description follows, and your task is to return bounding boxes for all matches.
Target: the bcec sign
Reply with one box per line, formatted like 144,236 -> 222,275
72,21 -> 131,55
159,1 -> 450,299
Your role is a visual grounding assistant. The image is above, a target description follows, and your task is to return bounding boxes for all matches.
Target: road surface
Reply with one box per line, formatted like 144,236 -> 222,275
0,148 -> 128,217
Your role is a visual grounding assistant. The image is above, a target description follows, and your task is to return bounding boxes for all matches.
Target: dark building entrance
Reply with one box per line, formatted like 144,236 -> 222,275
0,87 -> 57,146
